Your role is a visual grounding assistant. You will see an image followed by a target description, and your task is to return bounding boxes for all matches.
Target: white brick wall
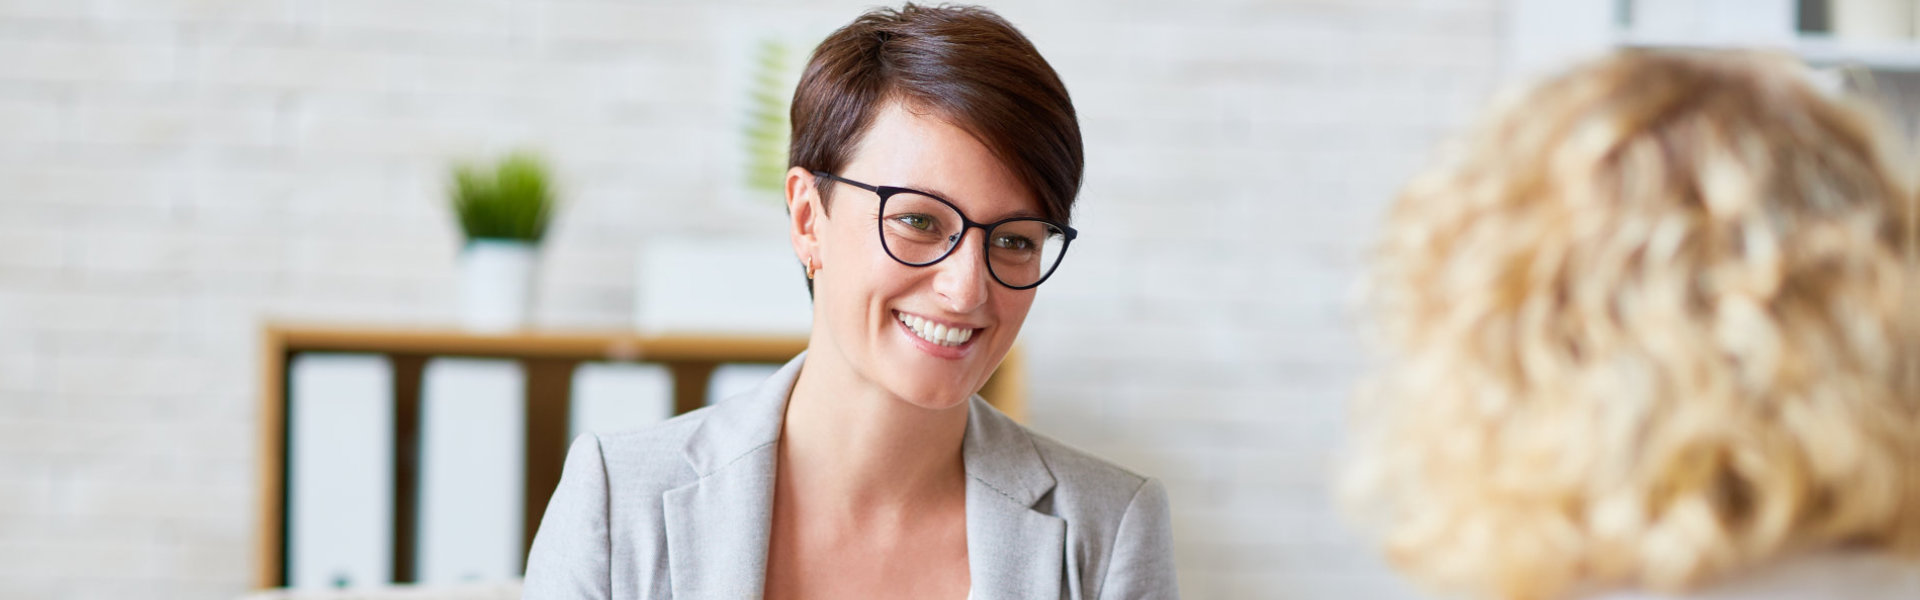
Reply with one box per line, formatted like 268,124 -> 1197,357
0,1 -> 1502,598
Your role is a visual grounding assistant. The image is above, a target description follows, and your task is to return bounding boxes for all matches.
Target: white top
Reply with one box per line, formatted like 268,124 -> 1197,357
1586,552 -> 1919,600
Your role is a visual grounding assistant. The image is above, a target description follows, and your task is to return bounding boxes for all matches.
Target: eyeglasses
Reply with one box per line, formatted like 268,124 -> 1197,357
813,172 -> 1077,290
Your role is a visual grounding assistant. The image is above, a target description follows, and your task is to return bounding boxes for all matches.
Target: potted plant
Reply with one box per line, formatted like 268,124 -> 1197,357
451,152 -> 555,332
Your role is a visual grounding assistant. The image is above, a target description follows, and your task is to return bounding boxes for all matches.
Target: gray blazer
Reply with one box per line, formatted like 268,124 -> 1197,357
522,353 -> 1179,599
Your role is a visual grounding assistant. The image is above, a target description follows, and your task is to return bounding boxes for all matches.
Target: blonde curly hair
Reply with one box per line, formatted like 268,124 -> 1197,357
1344,49 -> 1918,600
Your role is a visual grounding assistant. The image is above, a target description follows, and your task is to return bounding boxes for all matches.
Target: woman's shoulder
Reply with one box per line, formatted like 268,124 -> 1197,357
591,406 -> 712,453
968,399 -> 1163,521
1025,428 -> 1153,499
565,406 -> 719,494
970,406 -> 1178,595
1028,427 -> 1170,535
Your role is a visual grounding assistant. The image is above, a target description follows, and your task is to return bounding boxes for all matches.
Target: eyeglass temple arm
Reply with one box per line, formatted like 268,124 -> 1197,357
810,171 -> 879,193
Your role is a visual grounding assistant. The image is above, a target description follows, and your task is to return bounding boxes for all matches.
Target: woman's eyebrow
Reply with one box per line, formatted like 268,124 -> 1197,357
898,182 -> 957,200
989,208 -> 1046,221
901,183 -> 1047,221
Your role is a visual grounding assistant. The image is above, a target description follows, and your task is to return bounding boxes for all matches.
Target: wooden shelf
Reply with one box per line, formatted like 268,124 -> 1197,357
268,323 -> 810,362
254,322 -> 1026,590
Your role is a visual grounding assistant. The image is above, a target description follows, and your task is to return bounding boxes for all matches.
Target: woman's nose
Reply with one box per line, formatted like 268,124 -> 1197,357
932,229 -> 991,312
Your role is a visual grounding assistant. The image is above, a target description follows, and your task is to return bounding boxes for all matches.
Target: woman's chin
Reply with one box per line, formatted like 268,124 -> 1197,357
876,338 -> 990,411
885,382 -> 974,412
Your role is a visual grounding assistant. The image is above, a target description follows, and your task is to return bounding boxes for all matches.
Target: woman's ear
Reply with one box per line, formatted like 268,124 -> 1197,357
786,166 -> 822,274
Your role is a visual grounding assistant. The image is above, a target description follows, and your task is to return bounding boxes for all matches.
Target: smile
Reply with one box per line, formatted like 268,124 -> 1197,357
894,310 -> 979,347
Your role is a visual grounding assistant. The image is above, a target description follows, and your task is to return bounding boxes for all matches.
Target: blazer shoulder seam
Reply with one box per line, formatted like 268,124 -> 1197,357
1028,430 -> 1149,487
692,438 -> 778,480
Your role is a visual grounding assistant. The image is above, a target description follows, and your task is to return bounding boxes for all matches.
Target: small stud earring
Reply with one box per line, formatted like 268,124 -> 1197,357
805,259 -> 816,280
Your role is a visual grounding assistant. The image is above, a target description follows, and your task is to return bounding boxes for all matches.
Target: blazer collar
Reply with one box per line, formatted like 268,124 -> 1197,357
677,353 -> 801,476
663,352 -> 1067,600
673,352 -> 1060,496
662,353 -> 803,598
961,394 -> 1057,506
964,396 -> 1067,600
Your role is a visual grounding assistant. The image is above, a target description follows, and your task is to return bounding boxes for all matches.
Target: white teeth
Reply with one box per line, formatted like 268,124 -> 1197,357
896,311 -> 976,347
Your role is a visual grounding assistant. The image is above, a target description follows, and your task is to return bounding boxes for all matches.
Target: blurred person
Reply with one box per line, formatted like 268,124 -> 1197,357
522,4 -> 1177,599
1343,49 -> 1918,600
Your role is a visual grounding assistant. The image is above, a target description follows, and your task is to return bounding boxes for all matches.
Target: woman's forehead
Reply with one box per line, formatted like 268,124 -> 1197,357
844,103 -> 1041,219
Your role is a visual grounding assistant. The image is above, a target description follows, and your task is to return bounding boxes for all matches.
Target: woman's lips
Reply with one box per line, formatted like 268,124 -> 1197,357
893,310 -> 982,358
895,310 -> 980,346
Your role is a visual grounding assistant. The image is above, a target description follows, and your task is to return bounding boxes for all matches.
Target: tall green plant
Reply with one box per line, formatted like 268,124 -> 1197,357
452,152 -> 555,243
742,38 -> 795,195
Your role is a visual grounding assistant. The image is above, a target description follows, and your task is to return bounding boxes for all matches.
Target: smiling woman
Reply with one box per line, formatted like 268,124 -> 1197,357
520,4 -> 1179,600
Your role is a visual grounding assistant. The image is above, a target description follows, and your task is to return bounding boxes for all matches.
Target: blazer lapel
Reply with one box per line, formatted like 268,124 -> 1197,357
658,358 -> 1068,599
662,353 -> 805,599
663,448 -> 778,598
964,397 -> 1067,600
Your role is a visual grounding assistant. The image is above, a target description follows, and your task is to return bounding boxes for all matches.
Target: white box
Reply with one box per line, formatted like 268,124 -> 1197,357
1832,0 -> 1914,41
288,354 -> 393,589
633,237 -> 813,336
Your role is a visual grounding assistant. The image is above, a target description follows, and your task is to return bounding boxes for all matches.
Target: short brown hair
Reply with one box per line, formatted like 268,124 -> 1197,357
789,3 -> 1082,224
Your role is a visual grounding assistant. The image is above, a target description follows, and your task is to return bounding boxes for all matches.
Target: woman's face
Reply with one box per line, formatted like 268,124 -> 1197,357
788,101 -> 1041,410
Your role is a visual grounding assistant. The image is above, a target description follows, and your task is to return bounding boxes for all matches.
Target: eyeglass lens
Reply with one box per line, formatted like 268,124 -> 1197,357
878,191 -> 1068,288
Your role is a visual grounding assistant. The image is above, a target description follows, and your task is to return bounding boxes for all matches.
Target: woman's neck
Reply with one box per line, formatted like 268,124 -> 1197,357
779,348 -> 969,513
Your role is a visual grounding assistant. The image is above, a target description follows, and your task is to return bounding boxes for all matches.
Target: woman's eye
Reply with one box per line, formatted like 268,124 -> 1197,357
994,235 -> 1035,250
895,214 -> 933,230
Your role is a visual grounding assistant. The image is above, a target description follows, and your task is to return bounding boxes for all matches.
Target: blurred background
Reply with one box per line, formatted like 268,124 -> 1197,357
0,1 -> 1914,599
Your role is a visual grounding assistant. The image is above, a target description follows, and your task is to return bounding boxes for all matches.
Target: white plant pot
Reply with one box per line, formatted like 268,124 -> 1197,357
1831,0 -> 1913,41
459,239 -> 538,332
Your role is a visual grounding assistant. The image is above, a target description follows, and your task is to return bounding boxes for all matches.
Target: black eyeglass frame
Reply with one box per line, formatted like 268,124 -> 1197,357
812,171 -> 1079,290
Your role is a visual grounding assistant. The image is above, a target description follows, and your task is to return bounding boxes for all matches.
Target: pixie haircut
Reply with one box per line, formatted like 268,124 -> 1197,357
1345,50 -> 1917,600
789,3 -> 1083,225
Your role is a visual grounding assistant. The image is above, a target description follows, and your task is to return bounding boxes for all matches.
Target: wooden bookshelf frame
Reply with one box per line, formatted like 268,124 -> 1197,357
253,322 -> 1026,589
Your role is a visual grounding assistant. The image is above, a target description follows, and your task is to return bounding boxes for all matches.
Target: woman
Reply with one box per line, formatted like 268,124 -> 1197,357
1343,50 -> 1918,600
523,5 -> 1178,599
